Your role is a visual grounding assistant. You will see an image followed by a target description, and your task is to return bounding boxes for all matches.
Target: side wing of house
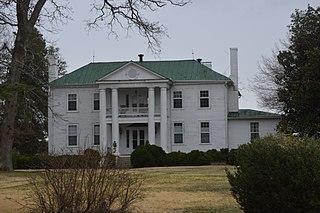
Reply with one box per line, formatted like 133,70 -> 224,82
227,110 -> 280,149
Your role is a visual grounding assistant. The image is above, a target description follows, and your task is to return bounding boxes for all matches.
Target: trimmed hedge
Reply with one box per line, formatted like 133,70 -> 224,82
13,154 -> 44,169
13,148 -> 108,169
131,145 -> 238,167
227,135 -> 320,212
185,150 -> 211,166
166,151 -> 187,166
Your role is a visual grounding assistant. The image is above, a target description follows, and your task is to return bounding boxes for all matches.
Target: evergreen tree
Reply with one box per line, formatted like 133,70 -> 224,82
254,5 -> 320,136
0,28 -> 66,155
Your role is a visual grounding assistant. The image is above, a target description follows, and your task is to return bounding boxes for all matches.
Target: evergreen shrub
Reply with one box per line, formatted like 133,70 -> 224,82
131,146 -> 155,168
185,150 -> 211,166
215,148 -> 229,162
13,154 -> 43,169
227,149 -> 237,165
206,149 -> 218,162
227,135 -> 320,212
166,151 -> 187,166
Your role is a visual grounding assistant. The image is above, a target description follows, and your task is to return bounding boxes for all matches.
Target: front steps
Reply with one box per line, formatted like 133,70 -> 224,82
116,156 -> 131,168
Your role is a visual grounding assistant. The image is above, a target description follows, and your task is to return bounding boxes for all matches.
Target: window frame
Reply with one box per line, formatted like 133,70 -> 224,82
199,121 -> 211,144
173,122 -> 184,144
93,124 -> 100,146
67,93 -> 78,111
93,93 -> 100,111
173,91 -> 183,109
67,124 -> 78,147
199,90 -> 210,108
250,122 -> 260,140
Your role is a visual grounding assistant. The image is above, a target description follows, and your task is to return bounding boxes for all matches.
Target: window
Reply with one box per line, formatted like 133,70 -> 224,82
93,93 -> 100,110
200,122 -> 210,143
200,90 -> 209,108
93,125 -> 100,145
68,125 -> 77,146
174,123 -> 183,144
68,94 -> 77,111
250,122 -> 259,140
173,91 -> 183,108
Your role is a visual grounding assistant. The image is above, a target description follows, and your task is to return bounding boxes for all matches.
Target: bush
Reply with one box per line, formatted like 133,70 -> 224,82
13,154 -> 43,169
206,149 -> 218,162
144,144 -> 166,166
227,135 -> 320,213
166,151 -> 187,166
28,152 -> 144,212
131,147 -> 155,168
83,148 -> 101,167
227,149 -> 237,165
185,150 -> 211,166
131,144 -> 166,168
215,148 -> 229,162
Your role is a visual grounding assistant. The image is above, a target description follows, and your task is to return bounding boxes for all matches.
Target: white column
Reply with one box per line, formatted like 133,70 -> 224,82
160,87 -> 168,152
148,87 -> 155,145
111,88 -> 120,155
99,89 -> 107,151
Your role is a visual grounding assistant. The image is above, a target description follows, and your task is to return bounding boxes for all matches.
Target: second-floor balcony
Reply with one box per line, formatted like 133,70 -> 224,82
106,105 -> 161,117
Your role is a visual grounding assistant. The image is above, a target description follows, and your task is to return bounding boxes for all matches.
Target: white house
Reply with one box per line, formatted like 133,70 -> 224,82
48,48 -> 280,155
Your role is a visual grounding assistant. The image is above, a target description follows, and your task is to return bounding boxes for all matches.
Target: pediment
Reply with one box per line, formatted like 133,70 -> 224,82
98,62 -> 166,81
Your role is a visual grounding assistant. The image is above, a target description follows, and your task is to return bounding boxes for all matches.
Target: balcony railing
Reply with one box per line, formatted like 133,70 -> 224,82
106,106 -> 160,117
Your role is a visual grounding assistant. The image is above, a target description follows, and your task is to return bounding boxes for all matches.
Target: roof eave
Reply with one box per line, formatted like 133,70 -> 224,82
228,116 -> 281,120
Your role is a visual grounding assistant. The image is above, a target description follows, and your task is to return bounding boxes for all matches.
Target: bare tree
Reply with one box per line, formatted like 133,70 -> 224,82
0,0 -> 190,171
25,151 -> 144,212
252,51 -> 285,112
88,0 -> 190,52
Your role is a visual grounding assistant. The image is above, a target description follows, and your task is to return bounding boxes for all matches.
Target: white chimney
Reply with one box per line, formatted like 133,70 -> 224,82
228,48 -> 239,112
48,54 -> 58,82
230,48 -> 238,90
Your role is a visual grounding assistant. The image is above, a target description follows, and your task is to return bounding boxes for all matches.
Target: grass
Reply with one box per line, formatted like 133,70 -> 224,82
0,165 -> 242,213
135,166 -> 242,212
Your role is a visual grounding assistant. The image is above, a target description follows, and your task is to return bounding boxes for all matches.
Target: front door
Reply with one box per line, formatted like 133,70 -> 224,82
132,129 -> 145,149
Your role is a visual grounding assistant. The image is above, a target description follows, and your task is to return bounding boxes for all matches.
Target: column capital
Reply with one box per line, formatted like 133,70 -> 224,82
160,87 -> 167,91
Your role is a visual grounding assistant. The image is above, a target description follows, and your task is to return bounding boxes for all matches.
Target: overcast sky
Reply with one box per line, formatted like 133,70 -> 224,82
43,0 -> 319,111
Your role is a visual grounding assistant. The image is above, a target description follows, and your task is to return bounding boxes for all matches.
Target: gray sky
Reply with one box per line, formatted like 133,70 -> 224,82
44,0 -> 319,111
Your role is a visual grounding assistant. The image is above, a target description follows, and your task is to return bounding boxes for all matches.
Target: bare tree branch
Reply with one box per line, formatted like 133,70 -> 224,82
87,0 -> 191,53
252,48 -> 285,112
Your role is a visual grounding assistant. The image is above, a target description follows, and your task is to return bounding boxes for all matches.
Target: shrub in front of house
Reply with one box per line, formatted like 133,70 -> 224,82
185,150 -> 211,166
144,144 -> 166,166
227,149 -> 237,165
227,135 -> 320,213
205,149 -> 218,162
83,148 -> 101,167
131,146 -> 155,168
131,145 -> 238,168
165,151 -> 188,166
131,144 -> 166,167
13,154 -> 43,169
215,148 -> 229,162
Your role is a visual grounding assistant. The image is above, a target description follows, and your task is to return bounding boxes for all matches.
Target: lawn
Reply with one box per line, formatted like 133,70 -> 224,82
0,165 -> 242,213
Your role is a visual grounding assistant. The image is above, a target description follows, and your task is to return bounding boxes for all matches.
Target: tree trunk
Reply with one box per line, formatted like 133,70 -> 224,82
0,27 -> 30,171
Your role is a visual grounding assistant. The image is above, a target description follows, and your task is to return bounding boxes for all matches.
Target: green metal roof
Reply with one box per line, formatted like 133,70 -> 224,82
51,60 -> 230,86
228,109 -> 280,119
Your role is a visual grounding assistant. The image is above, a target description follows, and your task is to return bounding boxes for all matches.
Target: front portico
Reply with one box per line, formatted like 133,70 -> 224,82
97,62 -> 170,155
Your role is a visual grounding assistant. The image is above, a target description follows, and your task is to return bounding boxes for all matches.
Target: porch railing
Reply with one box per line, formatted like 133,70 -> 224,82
106,106 -> 160,117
